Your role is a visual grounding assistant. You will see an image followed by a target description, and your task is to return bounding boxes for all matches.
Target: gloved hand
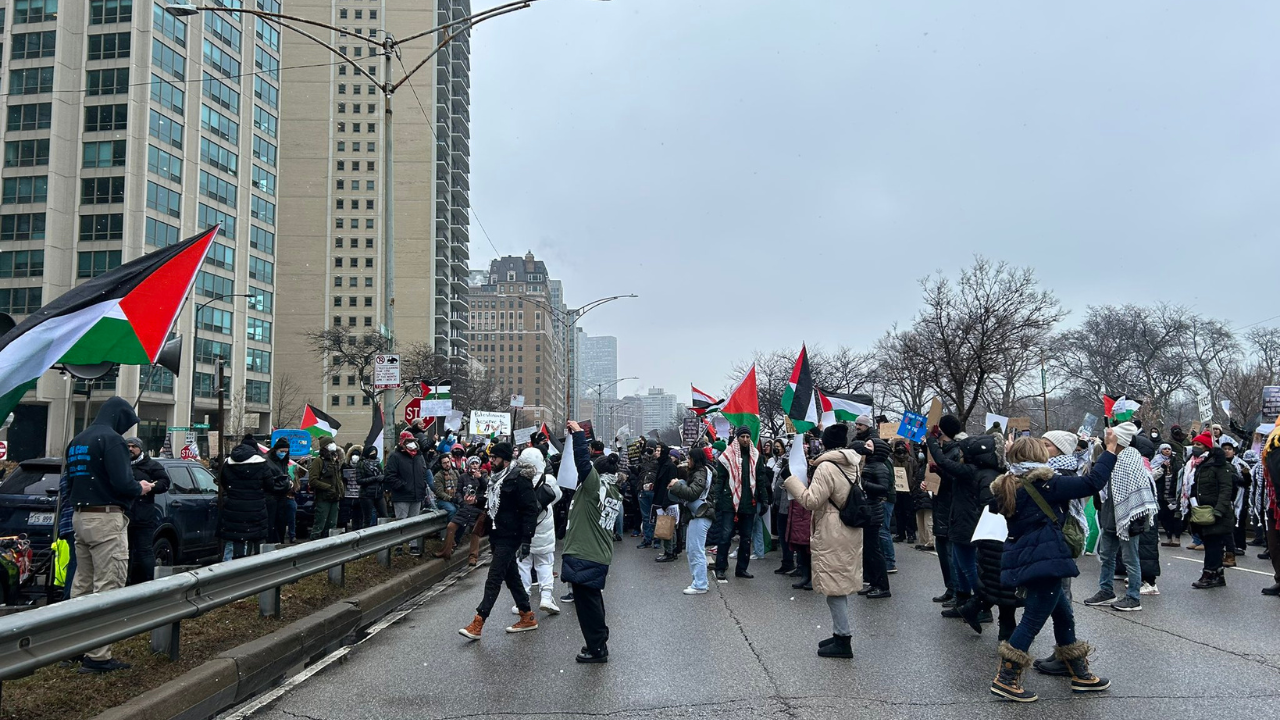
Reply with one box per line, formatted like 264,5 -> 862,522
518,543 -> 531,560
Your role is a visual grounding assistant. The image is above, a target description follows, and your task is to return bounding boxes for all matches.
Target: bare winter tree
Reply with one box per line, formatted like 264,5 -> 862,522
399,342 -> 509,420
303,327 -> 390,404
909,257 -> 1064,423
1183,314 -> 1240,421
1219,362 -> 1269,432
728,349 -> 793,438
810,345 -> 875,396
872,329 -> 934,415
272,372 -> 304,428
1246,327 -> 1280,385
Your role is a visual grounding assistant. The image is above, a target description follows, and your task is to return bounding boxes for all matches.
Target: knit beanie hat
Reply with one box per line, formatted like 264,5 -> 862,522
821,423 -> 849,450
1192,431 -> 1214,449
854,415 -> 873,428
1042,430 -> 1078,458
939,414 -> 964,439
489,442 -> 514,461
1112,422 -> 1138,448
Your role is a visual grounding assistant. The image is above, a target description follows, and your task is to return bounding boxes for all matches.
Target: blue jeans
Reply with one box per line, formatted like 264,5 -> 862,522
950,542 -> 979,594
1098,530 -> 1142,600
1008,576 -> 1076,653
640,490 -> 654,544
438,501 -> 458,523
751,514 -> 765,557
881,500 -> 896,567
222,540 -> 259,561
686,517 -> 712,590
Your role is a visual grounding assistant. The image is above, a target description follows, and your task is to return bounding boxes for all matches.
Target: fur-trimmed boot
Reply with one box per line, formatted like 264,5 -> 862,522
1055,641 -> 1110,693
991,641 -> 1037,702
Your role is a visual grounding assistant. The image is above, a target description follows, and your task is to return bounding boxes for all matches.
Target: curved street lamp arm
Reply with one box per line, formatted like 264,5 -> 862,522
396,0 -> 542,46
574,294 -> 639,322
391,3 -> 532,93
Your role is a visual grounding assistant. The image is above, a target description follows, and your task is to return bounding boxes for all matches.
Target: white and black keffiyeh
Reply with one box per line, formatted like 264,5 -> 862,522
1107,447 -> 1158,540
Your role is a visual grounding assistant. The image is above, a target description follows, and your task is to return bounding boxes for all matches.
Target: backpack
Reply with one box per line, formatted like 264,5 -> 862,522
958,435 -> 1002,471
823,461 -> 874,529
1019,478 -> 1084,558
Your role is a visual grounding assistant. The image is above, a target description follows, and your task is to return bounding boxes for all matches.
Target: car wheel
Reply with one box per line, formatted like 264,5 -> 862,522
153,536 -> 175,567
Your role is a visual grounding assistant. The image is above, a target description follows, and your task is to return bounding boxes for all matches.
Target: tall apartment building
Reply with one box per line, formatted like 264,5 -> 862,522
640,387 -> 677,437
275,0 -> 472,435
0,0 -> 283,460
467,252 -> 565,421
579,334 -> 617,397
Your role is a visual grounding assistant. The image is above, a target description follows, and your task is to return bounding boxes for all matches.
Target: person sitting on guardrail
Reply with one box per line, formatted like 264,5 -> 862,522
125,437 -> 170,585
218,435 -> 274,561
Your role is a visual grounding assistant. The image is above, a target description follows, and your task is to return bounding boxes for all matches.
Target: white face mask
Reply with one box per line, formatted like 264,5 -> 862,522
406,442 -> 418,451
326,444 -> 338,453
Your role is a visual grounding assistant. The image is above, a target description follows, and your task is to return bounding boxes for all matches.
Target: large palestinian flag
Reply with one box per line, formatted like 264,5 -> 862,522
1103,395 -> 1141,423
781,345 -> 818,433
691,385 -> 722,416
0,226 -> 217,421
818,390 -> 874,427
721,365 -> 760,442
302,404 -> 342,438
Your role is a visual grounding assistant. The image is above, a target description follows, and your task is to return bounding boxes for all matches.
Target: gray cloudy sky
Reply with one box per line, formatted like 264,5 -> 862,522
467,1 -> 1280,403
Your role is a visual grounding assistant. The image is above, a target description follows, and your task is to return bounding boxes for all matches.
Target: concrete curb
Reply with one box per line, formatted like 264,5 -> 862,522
91,546 -> 483,720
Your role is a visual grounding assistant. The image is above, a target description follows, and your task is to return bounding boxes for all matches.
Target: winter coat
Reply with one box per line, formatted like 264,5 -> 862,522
308,452 -> 345,503
65,397 -> 143,509
975,538 -> 1020,608
996,452 -> 1117,587
926,435 -> 995,546
217,441 -> 275,541
1191,450 -> 1236,537
486,465 -> 539,545
909,459 -> 932,512
668,466 -> 714,520
860,452 -> 893,529
452,471 -> 488,528
127,454 -> 171,526
787,501 -> 813,546
356,459 -> 384,499
770,457 -> 790,515
783,449 -> 865,597
1138,522 -> 1161,580
928,438 -> 961,539
385,448 -> 431,505
711,451 -> 771,515
264,441 -> 294,497
1131,433 -> 1157,461
523,461 -> 562,555
433,464 -> 460,504
651,457 -> 677,508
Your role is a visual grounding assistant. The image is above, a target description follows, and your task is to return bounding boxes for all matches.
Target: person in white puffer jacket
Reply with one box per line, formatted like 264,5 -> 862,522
512,447 -> 562,615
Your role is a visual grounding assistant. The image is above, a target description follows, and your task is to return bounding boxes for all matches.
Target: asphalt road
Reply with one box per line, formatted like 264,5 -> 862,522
237,534 -> 1280,720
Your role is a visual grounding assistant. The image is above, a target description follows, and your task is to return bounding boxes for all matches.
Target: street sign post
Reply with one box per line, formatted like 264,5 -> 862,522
373,354 -> 401,390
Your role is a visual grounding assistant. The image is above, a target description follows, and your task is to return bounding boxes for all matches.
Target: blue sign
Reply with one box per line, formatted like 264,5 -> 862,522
897,412 -> 928,443
271,429 -> 314,459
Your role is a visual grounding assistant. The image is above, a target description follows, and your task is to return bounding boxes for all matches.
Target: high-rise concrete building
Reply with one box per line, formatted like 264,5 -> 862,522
0,1 -> 284,460
467,252 -> 565,421
275,0 -> 472,434
579,334 -> 618,397
640,387 -> 677,438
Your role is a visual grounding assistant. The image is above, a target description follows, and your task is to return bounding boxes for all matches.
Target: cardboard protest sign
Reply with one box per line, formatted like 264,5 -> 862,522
927,398 -> 943,429
879,422 -> 899,440
1008,417 -> 1032,433
893,466 -> 909,492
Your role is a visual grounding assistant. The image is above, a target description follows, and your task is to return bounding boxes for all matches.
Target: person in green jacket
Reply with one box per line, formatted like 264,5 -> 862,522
560,420 -> 622,664
308,441 -> 344,540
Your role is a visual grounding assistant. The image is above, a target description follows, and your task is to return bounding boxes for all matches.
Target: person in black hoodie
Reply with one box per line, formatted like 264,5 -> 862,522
652,444 -> 681,562
124,437 -> 171,585
459,442 -> 540,640
356,445 -> 385,529
856,434 -> 894,599
264,437 -> 294,544
217,435 -> 275,560
66,397 -> 151,673
926,415 -> 995,620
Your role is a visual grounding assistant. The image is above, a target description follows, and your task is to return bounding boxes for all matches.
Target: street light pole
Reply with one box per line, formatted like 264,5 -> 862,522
191,292 -> 251,456
580,376 -> 636,440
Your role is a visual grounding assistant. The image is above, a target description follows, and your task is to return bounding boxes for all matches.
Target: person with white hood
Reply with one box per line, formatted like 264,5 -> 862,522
1082,421 -> 1158,612
512,447 -> 563,615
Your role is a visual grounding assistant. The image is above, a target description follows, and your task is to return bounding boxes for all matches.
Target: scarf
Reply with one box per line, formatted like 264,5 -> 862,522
1107,447 -> 1158,541
1179,452 -> 1205,517
1046,454 -> 1090,541
131,452 -> 147,466
718,441 -> 759,509
485,465 -> 511,524
1008,460 -> 1050,476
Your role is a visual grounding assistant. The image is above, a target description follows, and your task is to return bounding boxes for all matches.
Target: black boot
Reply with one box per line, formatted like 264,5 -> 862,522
1192,569 -> 1226,589
1056,641 -> 1110,692
990,642 -> 1037,702
791,568 -> 812,591
1034,654 -> 1070,676
817,634 -> 852,659
774,563 -> 795,575
958,598 -> 984,634
932,588 -> 954,604
941,591 -> 970,618
1262,583 -> 1280,596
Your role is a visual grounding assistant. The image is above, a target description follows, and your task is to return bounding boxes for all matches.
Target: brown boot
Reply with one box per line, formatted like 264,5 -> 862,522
506,610 -> 538,633
458,614 -> 484,640
1223,552 -> 1237,568
467,532 -> 481,566
433,523 -> 458,558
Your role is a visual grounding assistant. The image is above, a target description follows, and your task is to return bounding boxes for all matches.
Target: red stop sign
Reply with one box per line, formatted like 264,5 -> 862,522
404,398 -> 422,424
0,440 -> 8,460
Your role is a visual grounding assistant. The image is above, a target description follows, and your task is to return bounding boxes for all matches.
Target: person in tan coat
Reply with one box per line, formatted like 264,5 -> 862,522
784,423 -> 864,659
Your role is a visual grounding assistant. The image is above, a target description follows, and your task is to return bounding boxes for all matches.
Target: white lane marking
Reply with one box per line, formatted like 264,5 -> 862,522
219,557 -> 488,720
1171,555 -> 1272,576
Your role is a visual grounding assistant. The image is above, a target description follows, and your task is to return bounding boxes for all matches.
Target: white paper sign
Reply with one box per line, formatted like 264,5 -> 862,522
557,431 -> 578,490
469,411 -> 511,436
971,507 -> 1008,543
513,426 -> 537,446
984,413 -> 1010,432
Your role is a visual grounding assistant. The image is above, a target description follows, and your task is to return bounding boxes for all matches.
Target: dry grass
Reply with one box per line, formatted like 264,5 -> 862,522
0,540 -> 442,720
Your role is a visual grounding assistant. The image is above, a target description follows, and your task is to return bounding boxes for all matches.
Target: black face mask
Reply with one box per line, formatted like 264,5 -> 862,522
1191,447 -> 1206,457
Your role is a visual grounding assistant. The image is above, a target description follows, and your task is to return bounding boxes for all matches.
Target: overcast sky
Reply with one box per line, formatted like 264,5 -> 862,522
467,1 -> 1280,404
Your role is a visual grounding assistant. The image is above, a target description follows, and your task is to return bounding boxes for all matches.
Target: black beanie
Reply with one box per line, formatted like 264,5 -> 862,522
821,423 -> 849,450
490,442 -> 514,461
939,414 -> 963,439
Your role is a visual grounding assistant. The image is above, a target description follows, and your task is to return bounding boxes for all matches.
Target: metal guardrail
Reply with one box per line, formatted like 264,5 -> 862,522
0,510 -> 448,681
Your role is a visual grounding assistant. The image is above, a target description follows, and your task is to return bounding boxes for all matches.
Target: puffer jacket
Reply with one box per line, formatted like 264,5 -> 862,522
486,464 -> 538,545
974,538 -> 1019,607
217,441 -> 275,541
385,448 -> 431,505
356,459 -> 384,499
910,459 -> 932,512
520,457 -> 562,555
997,452 -> 1117,587
927,434 -> 995,546
668,465 -> 714,520
860,447 -> 894,529
928,437 -> 962,539
1191,449 -> 1236,537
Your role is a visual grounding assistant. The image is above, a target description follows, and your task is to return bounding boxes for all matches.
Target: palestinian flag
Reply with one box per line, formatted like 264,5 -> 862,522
721,365 -> 760,442
302,404 -> 342,438
781,345 -> 818,433
420,382 -> 451,399
691,385 -> 722,416
702,417 -> 718,441
363,403 -> 385,460
1103,395 -> 1141,423
818,390 -> 874,427
0,226 -> 217,421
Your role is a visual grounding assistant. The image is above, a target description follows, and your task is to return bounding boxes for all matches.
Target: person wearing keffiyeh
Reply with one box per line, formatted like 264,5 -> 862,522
710,427 -> 771,582
1082,422 -> 1155,612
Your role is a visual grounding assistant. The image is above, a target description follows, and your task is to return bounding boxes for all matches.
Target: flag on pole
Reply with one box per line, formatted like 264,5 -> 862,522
0,226 -> 218,421
364,403 -> 385,460
691,385 -> 723,416
302,403 -> 342,438
420,381 -> 452,416
1103,395 -> 1141,423
781,345 -> 818,433
702,417 -> 718,441
721,365 -> 761,442
818,389 -> 874,427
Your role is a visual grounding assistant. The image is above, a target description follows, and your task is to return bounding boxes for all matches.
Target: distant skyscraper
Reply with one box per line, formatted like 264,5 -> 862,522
579,335 -> 619,399
641,387 -> 678,437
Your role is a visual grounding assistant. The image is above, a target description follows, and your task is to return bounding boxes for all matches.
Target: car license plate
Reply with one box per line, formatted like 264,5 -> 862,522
27,512 -> 54,526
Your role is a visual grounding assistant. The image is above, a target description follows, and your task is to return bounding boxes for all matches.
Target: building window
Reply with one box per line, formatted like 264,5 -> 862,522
200,105 -> 239,143
200,203 -> 237,239
77,213 -> 123,244
14,0 -> 59,25
254,46 -> 280,80
9,67 -> 55,95
245,348 -> 271,374
145,217 -> 180,248
145,181 -> 181,218
246,316 -> 272,343
84,104 -> 128,132
82,140 -> 125,168
199,138 -> 237,177
248,287 -> 273,313
0,250 -> 45,278
334,257 -> 343,268
147,145 -> 183,184
77,250 -> 122,278
151,38 -> 186,81
81,176 -> 125,205
203,39 -> 241,83
153,3 -> 187,47
148,109 -> 183,149
150,76 -> 185,114
88,31 -> 132,60
202,73 -> 241,113
196,306 -> 233,335
253,136 -> 277,167
1,176 -> 48,205
248,256 -> 273,283
195,271 -> 233,299
6,103 -> 52,131
204,241 -> 235,270
246,379 -> 271,404
256,18 -> 281,51
11,31 -> 57,59
142,367 -> 175,394
194,338 -> 230,365
250,225 -> 274,254
89,0 -> 133,25
199,170 -> 237,208
86,67 -> 129,96
0,287 -> 43,314
254,76 -> 279,109
204,12 -> 242,50
253,106 -> 278,139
